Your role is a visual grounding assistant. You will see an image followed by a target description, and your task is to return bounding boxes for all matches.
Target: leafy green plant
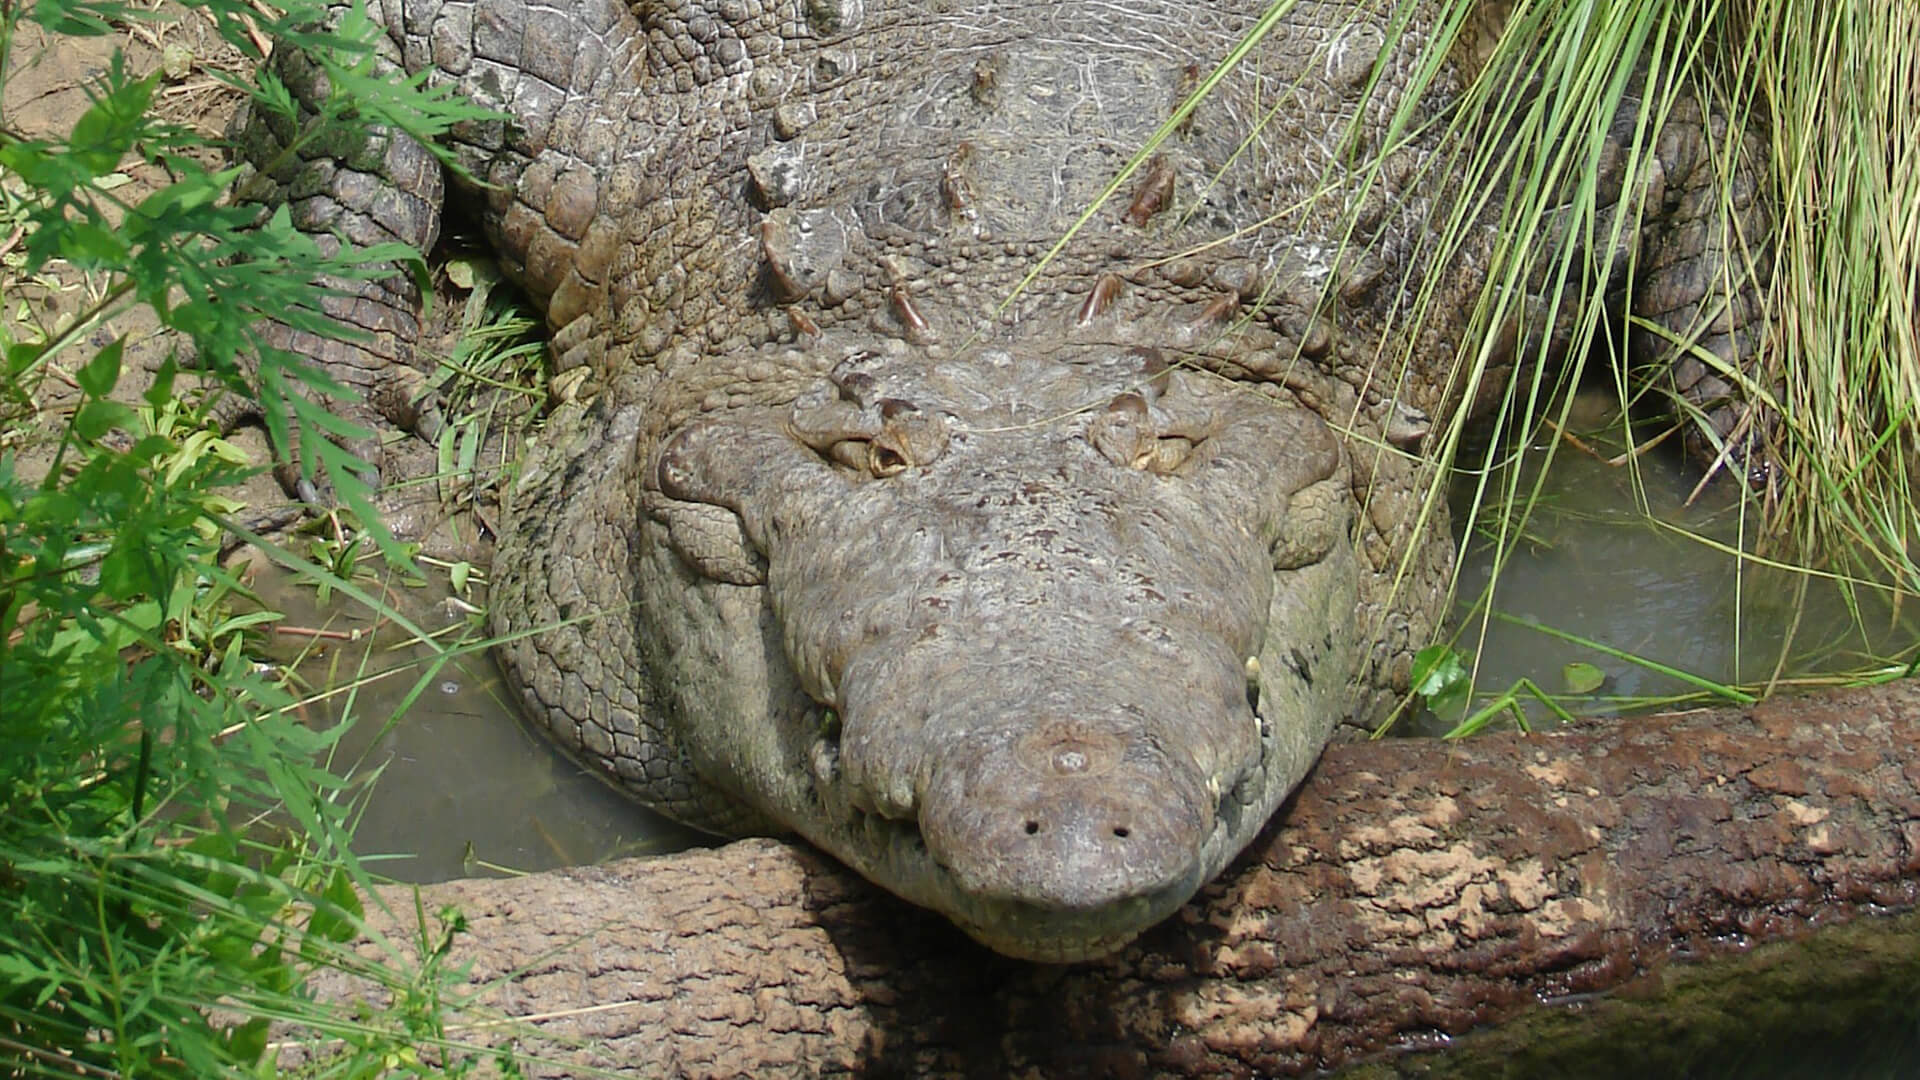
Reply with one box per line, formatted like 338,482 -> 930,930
1408,611 -> 1773,739
0,0 -> 517,1074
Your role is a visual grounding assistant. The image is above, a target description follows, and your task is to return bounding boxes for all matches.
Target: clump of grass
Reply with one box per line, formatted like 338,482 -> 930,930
0,0 -> 520,1073
417,251 -> 547,524
1386,0 -> 1919,711
1743,0 -> 1920,588
1511,1 -> 1914,573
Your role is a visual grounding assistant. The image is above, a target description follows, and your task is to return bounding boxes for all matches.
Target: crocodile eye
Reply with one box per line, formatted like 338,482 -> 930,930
869,443 -> 909,477
1092,392 -> 1193,472
863,400 -> 950,477
1088,378 -> 1209,475
1090,392 -> 1153,470
791,388 -> 950,477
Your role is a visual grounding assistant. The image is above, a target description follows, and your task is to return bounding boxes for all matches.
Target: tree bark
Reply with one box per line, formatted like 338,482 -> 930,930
313,681 -> 1920,1077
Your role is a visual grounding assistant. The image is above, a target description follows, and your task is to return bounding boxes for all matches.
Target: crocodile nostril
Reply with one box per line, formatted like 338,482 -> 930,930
1024,819 -> 1040,835
1112,826 -> 1131,839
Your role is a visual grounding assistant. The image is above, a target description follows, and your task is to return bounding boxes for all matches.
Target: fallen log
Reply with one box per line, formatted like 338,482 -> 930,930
316,681 -> 1920,1076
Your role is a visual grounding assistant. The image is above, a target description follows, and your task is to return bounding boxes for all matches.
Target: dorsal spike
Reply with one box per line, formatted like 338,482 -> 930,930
970,55 -> 1001,107
1188,292 -> 1239,331
1076,273 -> 1125,327
942,142 -> 978,222
890,283 -> 935,344
1125,156 -> 1176,227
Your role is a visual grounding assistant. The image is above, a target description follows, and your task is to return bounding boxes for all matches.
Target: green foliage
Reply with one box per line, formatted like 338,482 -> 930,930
422,251 -> 545,516
1407,612 -> 1765,738
0,0 -> 513,1074
1561,660 -> 1606,695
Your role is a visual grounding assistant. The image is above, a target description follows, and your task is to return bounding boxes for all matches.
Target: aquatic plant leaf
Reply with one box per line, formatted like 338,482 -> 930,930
1562,661 -> 1606,694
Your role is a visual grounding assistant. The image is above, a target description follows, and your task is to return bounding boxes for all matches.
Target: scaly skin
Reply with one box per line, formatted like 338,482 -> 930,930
237,0 -> 1772,960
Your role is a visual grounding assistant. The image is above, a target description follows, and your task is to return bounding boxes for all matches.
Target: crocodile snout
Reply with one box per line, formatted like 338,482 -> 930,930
918,715 -> 1218,913
828,622 -> 1259,958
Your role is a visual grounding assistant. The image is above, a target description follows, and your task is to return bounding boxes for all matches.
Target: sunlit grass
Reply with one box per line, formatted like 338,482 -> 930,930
1378,0 -> 1920,713
1745,0 -> 1920,585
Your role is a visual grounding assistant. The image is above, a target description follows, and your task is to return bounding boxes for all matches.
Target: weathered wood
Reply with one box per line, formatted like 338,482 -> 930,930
316,682 -> 1920,1077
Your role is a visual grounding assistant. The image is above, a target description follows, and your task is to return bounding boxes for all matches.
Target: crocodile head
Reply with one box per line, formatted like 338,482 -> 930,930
640,335 -> 1360,961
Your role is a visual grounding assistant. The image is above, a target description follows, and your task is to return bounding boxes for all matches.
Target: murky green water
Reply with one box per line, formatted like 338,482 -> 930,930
1432,393 -> 1914,735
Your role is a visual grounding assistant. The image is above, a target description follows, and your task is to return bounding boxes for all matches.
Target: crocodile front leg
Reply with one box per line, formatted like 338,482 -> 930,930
232,0 -> 774,833
229,0 -> 664,496
230,22 -> 448,500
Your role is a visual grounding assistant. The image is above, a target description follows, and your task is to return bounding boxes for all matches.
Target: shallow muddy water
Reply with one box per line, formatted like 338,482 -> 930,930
253,562 -> 703,884
1431,395 -> 1914,734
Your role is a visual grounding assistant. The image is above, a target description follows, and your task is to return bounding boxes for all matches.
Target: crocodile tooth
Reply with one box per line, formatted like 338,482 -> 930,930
890,283 -> 935,344
1075,272 -> 1125,327
1124,155 -> 1176,227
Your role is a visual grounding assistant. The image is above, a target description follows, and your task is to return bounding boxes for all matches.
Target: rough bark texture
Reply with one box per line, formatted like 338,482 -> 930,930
317,681 -> 1920,1076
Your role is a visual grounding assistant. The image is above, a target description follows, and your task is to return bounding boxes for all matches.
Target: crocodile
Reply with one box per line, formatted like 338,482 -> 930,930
235,0 -> 1770,960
